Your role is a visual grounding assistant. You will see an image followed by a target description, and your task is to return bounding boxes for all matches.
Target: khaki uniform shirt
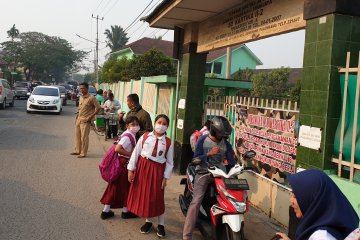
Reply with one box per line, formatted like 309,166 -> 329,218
77,94 -> 99,123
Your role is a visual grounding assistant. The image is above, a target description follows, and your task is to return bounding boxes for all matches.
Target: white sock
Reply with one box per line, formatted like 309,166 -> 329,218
158,214 -> 165,226
122,207 -> 128,213
145,218 -> 151,223
103,205 -> 111,212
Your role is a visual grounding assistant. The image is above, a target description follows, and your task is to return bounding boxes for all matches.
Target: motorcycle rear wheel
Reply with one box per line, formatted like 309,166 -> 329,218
225,223 -> 245,240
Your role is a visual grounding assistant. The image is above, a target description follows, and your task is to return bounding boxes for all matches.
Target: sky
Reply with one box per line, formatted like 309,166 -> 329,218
0,0 -> 305,73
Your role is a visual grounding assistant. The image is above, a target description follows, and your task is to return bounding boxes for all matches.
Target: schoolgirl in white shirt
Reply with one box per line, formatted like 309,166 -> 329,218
127,114 -> 173,238
100,116 -> 140,219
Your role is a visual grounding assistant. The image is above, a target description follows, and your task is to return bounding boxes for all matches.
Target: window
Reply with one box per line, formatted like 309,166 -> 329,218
213,62 -> 222,74
205,63 -> 212,73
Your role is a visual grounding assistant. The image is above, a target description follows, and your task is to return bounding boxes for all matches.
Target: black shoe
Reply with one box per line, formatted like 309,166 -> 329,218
121,211 -> 138,219
157,225 -> 166,238
140,222 -> 153,234
100,210 -> 114,220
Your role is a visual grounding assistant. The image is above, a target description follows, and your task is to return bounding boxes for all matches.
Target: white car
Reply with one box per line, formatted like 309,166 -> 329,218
0,78 -> 15,109
27,86 -> 62,114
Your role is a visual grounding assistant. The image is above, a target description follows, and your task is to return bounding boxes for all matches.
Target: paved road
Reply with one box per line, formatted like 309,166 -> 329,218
0,100 -> 283,240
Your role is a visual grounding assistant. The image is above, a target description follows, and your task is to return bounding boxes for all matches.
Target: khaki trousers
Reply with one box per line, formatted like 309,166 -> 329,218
74,120 -> 91,156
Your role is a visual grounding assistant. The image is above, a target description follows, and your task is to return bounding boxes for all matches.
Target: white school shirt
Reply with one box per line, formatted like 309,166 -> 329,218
308,230 -> 336,240
127,132 -> 174,179
117,130 -> 136,158
103,99 -> 121,113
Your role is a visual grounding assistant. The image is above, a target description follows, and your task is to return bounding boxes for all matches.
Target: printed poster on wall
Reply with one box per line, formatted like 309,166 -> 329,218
235,105 -> 299,184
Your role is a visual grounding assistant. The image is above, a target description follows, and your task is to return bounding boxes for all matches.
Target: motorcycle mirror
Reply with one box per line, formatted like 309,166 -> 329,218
191,158 -> 202,166
243,150 -> 256,159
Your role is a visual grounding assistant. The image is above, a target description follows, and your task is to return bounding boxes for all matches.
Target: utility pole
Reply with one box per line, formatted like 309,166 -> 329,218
92,14 -> 104,84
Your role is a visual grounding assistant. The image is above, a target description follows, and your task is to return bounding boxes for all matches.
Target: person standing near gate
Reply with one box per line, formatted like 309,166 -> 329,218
71,82 -> 100,158
118,93 -> 153,139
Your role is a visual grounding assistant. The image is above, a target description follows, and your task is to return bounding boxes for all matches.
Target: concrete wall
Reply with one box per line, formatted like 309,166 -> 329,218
243,171 -> 291,227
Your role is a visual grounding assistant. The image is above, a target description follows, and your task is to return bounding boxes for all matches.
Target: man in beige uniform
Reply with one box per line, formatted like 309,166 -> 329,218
71,82 -> 100,158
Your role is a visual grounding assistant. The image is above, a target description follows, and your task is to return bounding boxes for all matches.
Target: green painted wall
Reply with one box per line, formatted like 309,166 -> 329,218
297,14 -> 360,170
330,175 -> 360,218
208,47 -> 258,78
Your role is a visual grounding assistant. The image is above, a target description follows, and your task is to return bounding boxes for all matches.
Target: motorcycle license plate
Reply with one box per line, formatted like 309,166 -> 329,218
224,178 -> 249,190
109,119 -> 117,125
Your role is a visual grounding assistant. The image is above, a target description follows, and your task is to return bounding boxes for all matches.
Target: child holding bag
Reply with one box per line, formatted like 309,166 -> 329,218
127,114 -> 173,238
100,116 -> 140,219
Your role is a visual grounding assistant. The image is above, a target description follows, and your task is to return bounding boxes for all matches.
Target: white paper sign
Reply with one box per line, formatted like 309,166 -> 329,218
298,125 -> 322,150
178,99 -> 186,109
177,119 -> 184,129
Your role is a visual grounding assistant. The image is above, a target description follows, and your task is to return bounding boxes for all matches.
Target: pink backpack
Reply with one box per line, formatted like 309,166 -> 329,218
99,133 -> 135,182
190,130 -> 203,152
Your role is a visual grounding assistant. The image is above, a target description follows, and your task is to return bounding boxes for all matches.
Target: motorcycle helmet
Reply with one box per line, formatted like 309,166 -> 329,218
209,116 -> 232,138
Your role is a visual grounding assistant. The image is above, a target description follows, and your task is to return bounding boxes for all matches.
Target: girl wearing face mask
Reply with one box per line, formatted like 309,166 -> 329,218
127,114 -> 174,238
100,116 -> 140,220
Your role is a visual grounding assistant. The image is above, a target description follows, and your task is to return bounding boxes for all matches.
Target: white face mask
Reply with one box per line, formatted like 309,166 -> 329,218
129,126 -> 140,134
155,124 -> 167,134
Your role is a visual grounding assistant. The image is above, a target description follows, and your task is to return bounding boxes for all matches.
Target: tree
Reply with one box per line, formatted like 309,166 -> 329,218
7,24 -> 19,40
104,25 -> 129,53
129,48 -> 176,79
232,68 -> 253,81
1,32 -> 87,82
251,68 -> 290,100
287,79 -> 301,102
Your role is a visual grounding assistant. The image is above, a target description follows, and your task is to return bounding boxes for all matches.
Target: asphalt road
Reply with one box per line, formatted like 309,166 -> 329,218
0,99 -> 282,240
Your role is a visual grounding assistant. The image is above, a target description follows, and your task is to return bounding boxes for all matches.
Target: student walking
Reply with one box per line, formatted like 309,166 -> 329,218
100,116 -> 140,219
127,114 -> 173,238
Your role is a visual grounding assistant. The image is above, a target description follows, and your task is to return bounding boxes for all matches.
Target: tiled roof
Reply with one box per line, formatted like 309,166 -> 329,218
119,37 -> 173,57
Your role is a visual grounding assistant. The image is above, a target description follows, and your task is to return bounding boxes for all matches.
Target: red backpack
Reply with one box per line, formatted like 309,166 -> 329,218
142,132 -> 171,157
99,133 -> 135,182
190,130 -> 203,152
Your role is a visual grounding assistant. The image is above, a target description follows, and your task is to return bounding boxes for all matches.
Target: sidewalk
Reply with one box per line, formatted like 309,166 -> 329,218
97,135 -> 286,239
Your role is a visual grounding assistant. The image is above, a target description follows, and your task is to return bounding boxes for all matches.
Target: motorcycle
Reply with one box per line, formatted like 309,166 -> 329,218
179,150 -> 256,240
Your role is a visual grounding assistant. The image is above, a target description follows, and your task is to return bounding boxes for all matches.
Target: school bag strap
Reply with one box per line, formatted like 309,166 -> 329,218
121,132 -> 136,148
142,132 -> 171,157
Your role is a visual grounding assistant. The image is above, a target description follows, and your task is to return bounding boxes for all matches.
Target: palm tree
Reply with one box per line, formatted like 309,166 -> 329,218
104,25 -> 129,53
7,24 -> 19,41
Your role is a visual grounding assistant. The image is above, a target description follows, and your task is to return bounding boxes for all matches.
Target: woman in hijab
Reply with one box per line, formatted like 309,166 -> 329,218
276,169 -> 359,240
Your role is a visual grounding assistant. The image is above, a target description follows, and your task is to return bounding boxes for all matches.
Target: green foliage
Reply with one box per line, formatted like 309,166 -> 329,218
206,73 -> 219,78
7,24 -> 19,40
101,48 -> 176,83
104,25 -> 129,53
287,79 -> 301,102
250,68 -> 291,100
3,69 -> 23,82
1,31 -> 87,82
232,68 -> 253,81
129,48 -> 176,79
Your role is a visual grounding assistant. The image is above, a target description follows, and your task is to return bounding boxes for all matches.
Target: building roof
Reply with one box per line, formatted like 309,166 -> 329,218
206,44 -> 263,65
114,37 -> 173,58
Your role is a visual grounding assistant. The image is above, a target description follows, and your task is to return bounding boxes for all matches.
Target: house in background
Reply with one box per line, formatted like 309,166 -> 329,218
109,37 -> 173,60
206,44 -> 263,78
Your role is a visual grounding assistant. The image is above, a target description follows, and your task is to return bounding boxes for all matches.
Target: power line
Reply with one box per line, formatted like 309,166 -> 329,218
103,0 -> 120,17
124,0 -> 154,32
92,0 -> 105,14
98,0 -> 113,15
128,22 -> 147,37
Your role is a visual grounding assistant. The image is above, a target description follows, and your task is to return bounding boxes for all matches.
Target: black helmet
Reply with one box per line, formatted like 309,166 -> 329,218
210,116 -> 232,137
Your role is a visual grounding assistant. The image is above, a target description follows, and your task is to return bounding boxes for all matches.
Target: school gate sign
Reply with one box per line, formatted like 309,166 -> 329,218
143,0 -> 360,175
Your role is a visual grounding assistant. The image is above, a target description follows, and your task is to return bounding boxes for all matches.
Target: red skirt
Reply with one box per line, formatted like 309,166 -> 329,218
127,156 -> 166,218
100,156 -> 130,208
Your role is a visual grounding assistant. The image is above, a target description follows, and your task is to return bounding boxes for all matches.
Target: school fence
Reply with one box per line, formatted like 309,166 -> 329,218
332,52 -> 360,183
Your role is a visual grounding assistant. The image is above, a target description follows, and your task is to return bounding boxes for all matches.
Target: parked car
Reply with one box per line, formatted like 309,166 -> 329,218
27,86 -> 62,114
55,85 -> 67,106
75,85 -> 97,106
59,84 -> 73,100
14,81 -> 31,99
0,78 -> 15,109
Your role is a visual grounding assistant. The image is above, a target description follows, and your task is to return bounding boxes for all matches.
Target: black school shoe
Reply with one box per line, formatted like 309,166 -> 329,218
157,225 -> 166,238
140,222 -> 153,234
100,210 -> 114,220
121,211 -> 138,219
